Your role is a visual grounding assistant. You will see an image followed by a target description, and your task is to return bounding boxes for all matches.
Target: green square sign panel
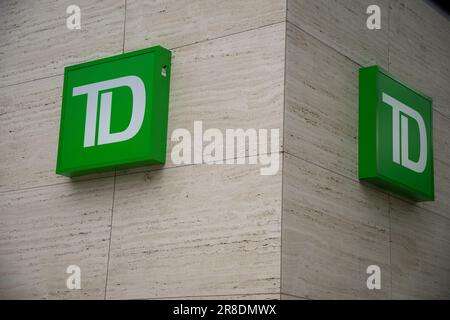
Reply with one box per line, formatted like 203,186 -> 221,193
56,46 -> 171,177
359,66 -> 434,201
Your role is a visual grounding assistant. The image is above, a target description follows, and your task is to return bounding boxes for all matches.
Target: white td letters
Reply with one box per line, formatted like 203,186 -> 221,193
382,93 -> 427,173
73,76 -> 146,147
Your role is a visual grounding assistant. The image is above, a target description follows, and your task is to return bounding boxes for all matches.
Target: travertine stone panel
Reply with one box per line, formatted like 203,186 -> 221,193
285,24 -> 359,180
0,177 -> 114,299
416,112 -> 450,218
124,0 -> 286,52
0,76 -> 113,193
117,23 -> 285,175
390,197 -> 450,299
0,76 -> 64,192
280,294 -> 306,300
107,159 -> 282,299
152,293 -> 280,300
288,0 -> 389,67
389,0 -> 450,117
1,0 -> 449,301
0,0 -> 125,87
282,153 -> 390,299
391,112 -> 450,219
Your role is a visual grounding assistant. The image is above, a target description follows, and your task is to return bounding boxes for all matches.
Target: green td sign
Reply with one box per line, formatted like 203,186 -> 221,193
56,46 -> 171,176
359,66 -> 434,201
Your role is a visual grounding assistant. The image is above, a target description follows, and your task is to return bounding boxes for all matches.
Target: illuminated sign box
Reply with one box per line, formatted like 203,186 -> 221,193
56,46 -> 171,177
359,66 -> 434,201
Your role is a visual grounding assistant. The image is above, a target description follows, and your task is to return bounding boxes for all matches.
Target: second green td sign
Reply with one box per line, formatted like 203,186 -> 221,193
56,46 -> 171,176
359,66 -> 434,201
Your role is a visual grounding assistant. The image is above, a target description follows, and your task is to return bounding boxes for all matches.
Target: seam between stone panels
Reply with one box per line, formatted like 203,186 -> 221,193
284,17 -> 450,222
284,151 -> 450,221
123,292 -> 281,300
286,20 -> 364,68
434,108 -> 450,121
387,0 -> 391,298
388,195 -> 393,300
0,20 -> 286,89
103,0 -> 126,300
285,151 -> 359,184
168,20 -> 286,52
388,0 -> 391,73
280,0 -> 288,297
280,292 -> 312,300
0,152 -> 284,194
122,0 -> 127,53
0,175 -> 115,195
103,172 -> 116,300
0,17 -> 288,193
284,20 -> 450,121
0,73 -> 62,89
